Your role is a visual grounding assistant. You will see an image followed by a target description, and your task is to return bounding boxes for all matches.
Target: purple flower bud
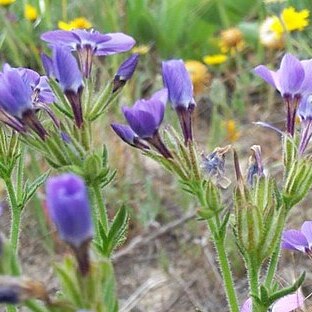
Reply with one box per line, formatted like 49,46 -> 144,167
41,29 -> 135,77
46,173 -> 93,248
162,59 -> 195,144
41,46 -> 84,127
113,54 -> 139,92
111,123 -> 149,149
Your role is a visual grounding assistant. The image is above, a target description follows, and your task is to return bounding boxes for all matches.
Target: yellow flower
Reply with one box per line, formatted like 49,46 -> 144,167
271,7 -> 309,35
24,4 -> 38,22
225,119 -> 240,142
0,0 -> 15,6
185,60 -> 211,95
219,27 -> 245,54
203,54 -> 228,65
259,17 -> 284,49
58,17 -> 92,31
132,45 -> 150,55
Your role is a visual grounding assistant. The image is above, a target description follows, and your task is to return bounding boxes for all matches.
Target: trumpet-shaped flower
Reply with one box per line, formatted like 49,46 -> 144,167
282,221 -> 312,254
41,46 -> 84,127
41,29 -> 135,77
113,89 -> 172,158
113,54 -> 139,92
162,59 -> 195,144
254,53 -> 312,135
241,291 -> 304,312
46,174 -> 93,248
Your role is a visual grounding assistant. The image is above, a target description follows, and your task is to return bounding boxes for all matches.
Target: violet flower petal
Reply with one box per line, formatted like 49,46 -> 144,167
111,123 -> 137,146
41,30 -> 79,49
95,32 -> 136,55
162,59 -> 193,109
278,54 -> 305,95
282,230 -> 308,252
301,221 -> 312,248
52,45 -> 83,93
253,65 -> 278,89
46,173 -> 93,248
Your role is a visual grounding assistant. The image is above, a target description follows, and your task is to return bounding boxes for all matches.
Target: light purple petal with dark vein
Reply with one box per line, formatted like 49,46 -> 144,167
278,53 -> 304,95
282,230 -> 308,252
240,298 -> 252,312
300,59 -> 312,93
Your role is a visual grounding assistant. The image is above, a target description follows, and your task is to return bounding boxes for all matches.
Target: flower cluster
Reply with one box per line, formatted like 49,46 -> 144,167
112,59 -> 195,157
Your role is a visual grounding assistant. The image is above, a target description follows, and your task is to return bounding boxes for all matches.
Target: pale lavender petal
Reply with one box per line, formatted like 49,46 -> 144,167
278,54 -> 304,95
301,221 -> 312,248
240,298 -> 252,312
95,32 -> 136,56
253,65 -> 277,89
150,88 -> 168,106
41,53 -> 54,78
72,29 -> 111,47
41,30 -> 79,49
52,46 -> 83,93
282,230 -> 308,252
272,291 -> 304,312
36,77 -> 55,104
300,59 -> 312,93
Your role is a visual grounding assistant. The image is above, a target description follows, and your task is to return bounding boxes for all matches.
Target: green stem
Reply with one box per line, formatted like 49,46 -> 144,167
264,244 -> 281,288
93,184 -> 109,234
5,177 -> 21,255
6,305 -> 16,312
208,219 -> 239,312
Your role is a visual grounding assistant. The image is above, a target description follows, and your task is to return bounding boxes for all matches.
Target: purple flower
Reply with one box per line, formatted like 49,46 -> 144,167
282,221 -> 312,254
298,94 -> 312,154
254,54 -> 312,136
162,59 -> 195,144
41,29 -> 135,77
114,89 -> 172,158
0,66 -> 49,139
111,123 -> 149,149
46,173 -> 93,247
241,292 -> 304,312
113,54 -> 139,92
41,46 -> 84,127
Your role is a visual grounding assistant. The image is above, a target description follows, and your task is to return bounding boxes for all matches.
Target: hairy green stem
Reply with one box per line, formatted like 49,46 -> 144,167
264,242 -> 281,288
93,184 -> 109,234
208,219 -> 239,312
5,176 -> 21,255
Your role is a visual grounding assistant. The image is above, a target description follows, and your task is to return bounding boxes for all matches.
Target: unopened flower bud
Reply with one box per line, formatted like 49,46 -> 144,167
113,54 -> 139,92
247,145 -> 264,186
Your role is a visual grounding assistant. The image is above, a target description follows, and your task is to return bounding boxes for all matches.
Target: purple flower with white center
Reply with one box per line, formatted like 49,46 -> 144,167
162,59 -> 195,145
41,29 -> 135,77
241,291 -> 304,312
46,173 -> 93,275
114,88 -> 172,158
282,221 -> 312,256
41,45 -> 84,128
111,123 -> 149,150
298,94 -> 312,154
113,54 -> 139,92
254,53 -> 312,136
